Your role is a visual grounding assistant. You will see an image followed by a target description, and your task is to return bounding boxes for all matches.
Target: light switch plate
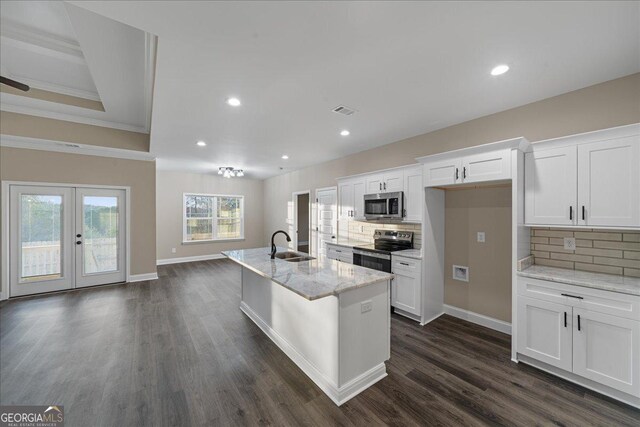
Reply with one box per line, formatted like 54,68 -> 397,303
563,237 -> 576,250
171,247 -> 177,254
361,300 -> 372,313
477,232 -> 485,243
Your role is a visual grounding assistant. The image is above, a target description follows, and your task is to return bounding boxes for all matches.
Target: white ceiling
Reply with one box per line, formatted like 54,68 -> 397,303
43,2 -> 640,176
0,1 -> 153,133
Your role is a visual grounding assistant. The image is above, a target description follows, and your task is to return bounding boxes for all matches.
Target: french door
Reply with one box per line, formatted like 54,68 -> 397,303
9,185 -> 126,297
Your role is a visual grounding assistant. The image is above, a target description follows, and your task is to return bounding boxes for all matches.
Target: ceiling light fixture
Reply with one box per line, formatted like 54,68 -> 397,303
490,64 -> 510,76
218,167 -> 244,178
227,97 -> 241,107
340,130 -> 350,136
281,155 -> 289,160
196,140 -> 207,147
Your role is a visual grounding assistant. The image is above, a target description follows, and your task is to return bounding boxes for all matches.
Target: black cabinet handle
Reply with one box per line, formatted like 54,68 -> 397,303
561,293 -> 583,300
76,234 -> 82,238
455,168 -> 459,180
384,182 -> 387,190
379,183 -> 382,191
564,312 -> 567,328
569,206 -> 573,220
463,167 -> 467,179
582,206 -> 586,221
577,314 -> 581,331
76,241 -> 82,245
399,262 -> 410,266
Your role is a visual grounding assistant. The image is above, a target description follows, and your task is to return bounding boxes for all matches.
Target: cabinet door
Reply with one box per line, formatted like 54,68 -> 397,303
391,270 -> 421,316
383,170 -> 404,192
366,174 -> 384,193
338,181 -> 354,221
573,309 -> 640,397
577,136 -> 640,227
525,147 -> 577,225
403,165 -> 423,222
517,296 -> 573,371
352,179 -> 366,220
462,150 -> 511,183
424,159 -> 462,187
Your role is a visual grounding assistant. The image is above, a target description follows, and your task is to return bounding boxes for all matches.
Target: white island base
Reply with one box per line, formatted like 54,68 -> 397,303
239,266 -> 391,406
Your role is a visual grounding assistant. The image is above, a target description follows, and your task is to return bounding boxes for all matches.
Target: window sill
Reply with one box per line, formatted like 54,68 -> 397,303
182,238 -> 245,245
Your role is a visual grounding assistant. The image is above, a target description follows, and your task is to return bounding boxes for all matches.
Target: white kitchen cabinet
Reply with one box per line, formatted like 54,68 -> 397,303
525,126 -> 640,228
352,179 -> 366,220
391,256 -> 422,318
366,170 -> 404,193
423,158 -> 462,187
525,146 -> 577,226
403,165 -> 423,222
462,149 -> 511,183
573,308 -> 640,397
577,136 -> 640,227
517,296 -> 573,371
326,243 -> 353,264
338,180 -> 354,221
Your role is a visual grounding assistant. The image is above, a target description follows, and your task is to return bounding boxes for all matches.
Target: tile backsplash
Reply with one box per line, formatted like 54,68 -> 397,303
530,228 -> 640,277
340,220 -> 422,249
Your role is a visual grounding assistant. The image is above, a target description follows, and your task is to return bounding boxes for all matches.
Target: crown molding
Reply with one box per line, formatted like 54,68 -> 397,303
6,74 -> 101,102
0,134 -> 155,162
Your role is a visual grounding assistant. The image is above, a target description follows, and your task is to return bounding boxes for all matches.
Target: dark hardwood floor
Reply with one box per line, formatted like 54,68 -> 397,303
1,259 -> 639,426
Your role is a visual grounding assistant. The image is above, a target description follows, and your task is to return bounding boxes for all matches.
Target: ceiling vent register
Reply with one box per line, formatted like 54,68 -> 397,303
332,105 -> 356,116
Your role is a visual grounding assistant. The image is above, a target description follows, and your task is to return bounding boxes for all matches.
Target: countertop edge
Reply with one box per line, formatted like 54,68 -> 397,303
517,268 -> 640,297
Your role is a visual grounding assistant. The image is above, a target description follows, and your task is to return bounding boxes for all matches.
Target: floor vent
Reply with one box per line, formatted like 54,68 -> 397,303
332,105 -> 356,116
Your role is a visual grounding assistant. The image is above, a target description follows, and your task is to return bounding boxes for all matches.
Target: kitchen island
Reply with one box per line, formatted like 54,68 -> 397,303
222,247 -> 394,406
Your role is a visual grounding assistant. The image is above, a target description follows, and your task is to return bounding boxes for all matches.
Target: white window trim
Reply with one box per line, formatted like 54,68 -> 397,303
182,193 -> 245,243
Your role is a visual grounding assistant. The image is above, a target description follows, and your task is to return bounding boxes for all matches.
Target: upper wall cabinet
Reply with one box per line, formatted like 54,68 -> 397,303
339,177 -> 366,221
366,169 -> 404,193
403,165 -> 423,222
422,147 -> 516,187
525,125 -> 640,228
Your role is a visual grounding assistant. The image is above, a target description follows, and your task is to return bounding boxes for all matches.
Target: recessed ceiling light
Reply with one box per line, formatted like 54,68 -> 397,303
196,140 -> 207,147
227,97 -> 241,107
340,130 -> 350,136
281,155 -> 289,160
490,64 -> 510,76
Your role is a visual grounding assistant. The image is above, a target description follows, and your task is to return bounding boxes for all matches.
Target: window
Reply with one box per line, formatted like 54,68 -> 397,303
184,194 -> 244,242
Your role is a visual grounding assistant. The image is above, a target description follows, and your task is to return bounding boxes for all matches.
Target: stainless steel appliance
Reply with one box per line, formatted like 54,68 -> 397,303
353,229 -> 413,273
364,191 -> 404,220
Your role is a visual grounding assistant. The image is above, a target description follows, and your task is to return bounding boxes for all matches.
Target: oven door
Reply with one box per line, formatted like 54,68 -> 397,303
353,249 -> 391,273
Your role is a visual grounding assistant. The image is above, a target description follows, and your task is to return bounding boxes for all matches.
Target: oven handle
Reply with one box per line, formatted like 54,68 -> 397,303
353,249 -> 391,260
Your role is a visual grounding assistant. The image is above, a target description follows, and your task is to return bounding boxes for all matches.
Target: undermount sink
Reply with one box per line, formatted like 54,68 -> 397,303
274,251 -> 315,262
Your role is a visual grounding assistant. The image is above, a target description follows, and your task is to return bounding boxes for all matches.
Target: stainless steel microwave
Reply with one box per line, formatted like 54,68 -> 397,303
364,192 -> 404,220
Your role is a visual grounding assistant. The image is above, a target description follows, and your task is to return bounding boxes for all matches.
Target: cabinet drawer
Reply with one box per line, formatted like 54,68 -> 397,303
518,276 -> 640,321
392,257 -> 421,276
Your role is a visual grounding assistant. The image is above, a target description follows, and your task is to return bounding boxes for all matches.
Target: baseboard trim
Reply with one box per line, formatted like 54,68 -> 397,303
157,254 -> 226,265
0,291 -> 6,301
240,301 -> 387,406
443,304 -> 511,335
128,273 -> 158,282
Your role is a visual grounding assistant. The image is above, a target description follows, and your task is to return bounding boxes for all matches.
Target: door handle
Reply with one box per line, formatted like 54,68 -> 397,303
561,293 -> 583,300
569,206 -> 573,221
384,182 -> 386,190
379,183 -> 382,191
564,312 -> 567,328
577,314 -> 581,331
582,205 -> 586,221
463,167 -> 467,179
455,168 -> 459,180
399,262 -> 410,266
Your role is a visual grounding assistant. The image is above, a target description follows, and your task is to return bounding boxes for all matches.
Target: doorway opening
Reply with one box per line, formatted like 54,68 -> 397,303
295,192 -> 310,253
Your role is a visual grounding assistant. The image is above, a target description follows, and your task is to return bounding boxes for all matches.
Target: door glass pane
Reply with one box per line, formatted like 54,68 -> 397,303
20,195 -> 63,281
83,196 -> 119,274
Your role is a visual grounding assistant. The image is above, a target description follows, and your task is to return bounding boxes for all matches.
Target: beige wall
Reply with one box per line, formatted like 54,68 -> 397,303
263,72 -> 640,321
0,112 -> 150,152
445,186 -> 512,322
0,147 -> 157,286
156,170 -> 265,261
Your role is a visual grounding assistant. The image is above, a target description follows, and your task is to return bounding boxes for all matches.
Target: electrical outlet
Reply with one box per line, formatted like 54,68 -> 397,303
477,232 -> 485,243
563,238 -> 576,250
361,300 -> 372,313
171,247 -> 177,254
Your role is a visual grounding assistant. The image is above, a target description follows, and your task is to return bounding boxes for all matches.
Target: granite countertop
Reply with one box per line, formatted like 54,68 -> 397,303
222,247 -> 394,300
518,265 -> 640,296
326,239 -> 370,248
392,249 -> 422,260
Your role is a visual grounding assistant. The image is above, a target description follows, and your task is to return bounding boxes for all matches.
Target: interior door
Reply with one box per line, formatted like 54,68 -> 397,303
75,188 -> 126,288
316,188 -> 337,256
9,186 -> 74,297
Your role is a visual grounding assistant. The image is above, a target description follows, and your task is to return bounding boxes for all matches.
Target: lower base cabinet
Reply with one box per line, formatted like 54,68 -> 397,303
517,276 -> 640,400
326,244 -> 353,264
391,256 -> 421,317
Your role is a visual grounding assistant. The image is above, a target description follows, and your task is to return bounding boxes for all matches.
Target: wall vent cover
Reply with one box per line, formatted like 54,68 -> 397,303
332,105 -> 356,116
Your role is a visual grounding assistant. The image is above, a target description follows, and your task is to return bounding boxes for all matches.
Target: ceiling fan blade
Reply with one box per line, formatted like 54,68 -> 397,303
0,76 -> 30,92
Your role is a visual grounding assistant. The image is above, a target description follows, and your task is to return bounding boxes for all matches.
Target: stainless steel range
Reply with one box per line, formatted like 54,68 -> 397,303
353,229 -> 413,273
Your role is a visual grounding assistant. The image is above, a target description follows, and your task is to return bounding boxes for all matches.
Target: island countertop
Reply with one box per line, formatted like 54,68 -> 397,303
222,247 -> 394,300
